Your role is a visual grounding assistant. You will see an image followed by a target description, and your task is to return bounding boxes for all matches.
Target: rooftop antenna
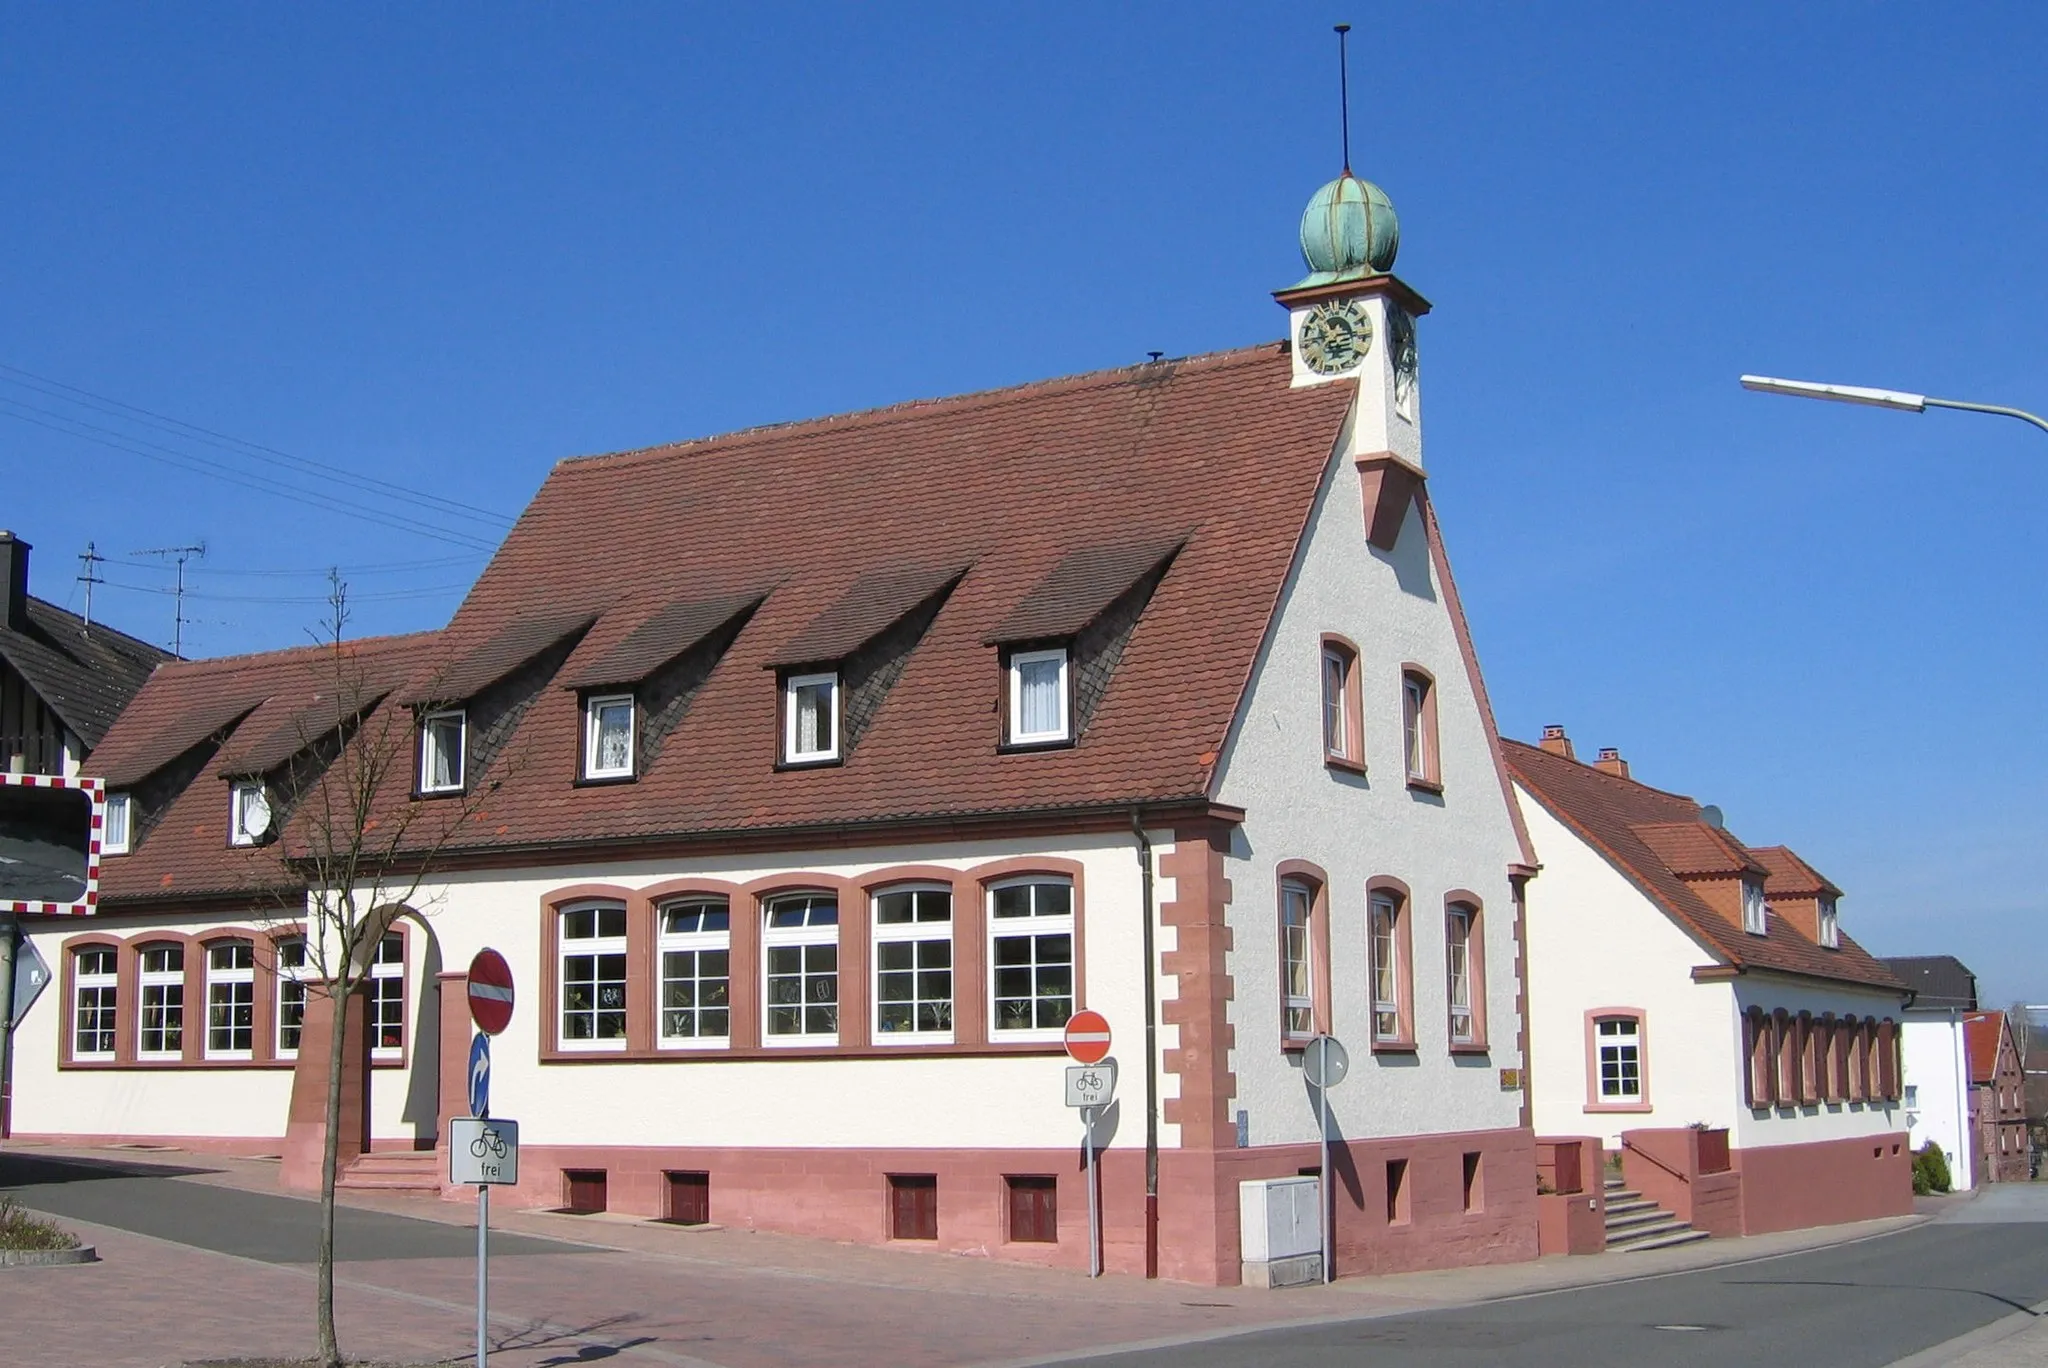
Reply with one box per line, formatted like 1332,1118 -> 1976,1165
1334,22 -> 1353,173
134,540 -> 206,656
76,541 -> 104,630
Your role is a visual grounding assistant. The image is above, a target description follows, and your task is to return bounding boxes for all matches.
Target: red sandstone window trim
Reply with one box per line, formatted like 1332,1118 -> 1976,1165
1584,1007 -> 1650,1113
1318,635 -> 1365,774
1444,891 -> 1488,1053
1365,876 -> 1416,1051
1275,860 -> 1331,1049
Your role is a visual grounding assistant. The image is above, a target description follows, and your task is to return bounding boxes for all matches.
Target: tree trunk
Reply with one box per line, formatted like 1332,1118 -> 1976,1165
317,977 -> 350,1368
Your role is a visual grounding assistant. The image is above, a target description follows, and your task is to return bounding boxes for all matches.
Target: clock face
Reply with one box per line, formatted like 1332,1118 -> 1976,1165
1298,300 -> 1374,376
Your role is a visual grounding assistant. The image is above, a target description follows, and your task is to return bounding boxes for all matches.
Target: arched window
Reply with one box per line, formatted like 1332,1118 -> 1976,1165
72,946 -> 118,1061
658,898 -> 731,1046
137,942 -> 185,1060
873,885 -> 954,1042
204,940 -> 256,1060
988,878 -> 1074,1038
557,901 -> 628,1049
764,893 -> 840,1042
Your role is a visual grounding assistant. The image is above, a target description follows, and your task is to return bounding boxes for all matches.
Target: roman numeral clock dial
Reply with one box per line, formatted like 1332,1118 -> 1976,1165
1297,299 -> 1374,376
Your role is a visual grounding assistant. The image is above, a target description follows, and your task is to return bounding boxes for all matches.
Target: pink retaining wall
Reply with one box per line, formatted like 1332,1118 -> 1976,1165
1736,1132 -> 1912,1235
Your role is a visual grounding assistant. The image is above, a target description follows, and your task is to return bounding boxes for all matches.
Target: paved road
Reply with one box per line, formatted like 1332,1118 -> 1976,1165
1056,1200 -> 2048,1367
0,1150 -> 579,1263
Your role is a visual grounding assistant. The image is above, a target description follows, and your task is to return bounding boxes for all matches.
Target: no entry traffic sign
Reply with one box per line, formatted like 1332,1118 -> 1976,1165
467,948 -> 515,1036
1064,1009 -> 1111,1065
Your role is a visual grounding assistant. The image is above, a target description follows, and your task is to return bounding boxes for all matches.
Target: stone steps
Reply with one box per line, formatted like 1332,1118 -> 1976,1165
338,1150 -> 442,1194
1602,1177 -> 1709,1251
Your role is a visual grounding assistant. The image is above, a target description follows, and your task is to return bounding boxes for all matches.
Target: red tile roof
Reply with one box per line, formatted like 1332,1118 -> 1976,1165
1965,1011 -> 2011,1085
1504,738 -> 1901,992
1749,844 -> 1842,899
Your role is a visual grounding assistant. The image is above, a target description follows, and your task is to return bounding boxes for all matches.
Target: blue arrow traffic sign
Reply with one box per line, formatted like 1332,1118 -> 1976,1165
468,1032 -> 491,1119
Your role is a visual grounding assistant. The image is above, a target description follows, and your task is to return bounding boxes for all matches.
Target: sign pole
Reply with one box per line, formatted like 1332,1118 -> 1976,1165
476,1182 -> 489,1367
1318,1078 -> 1332,1285
1085,1106 -> 1101,1278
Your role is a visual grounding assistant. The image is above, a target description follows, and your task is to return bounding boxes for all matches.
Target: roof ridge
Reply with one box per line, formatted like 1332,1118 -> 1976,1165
146,629 -> 439,677
554,342 -> 1286,477
25,596 -> 172,662
1501,735 -> 1702,806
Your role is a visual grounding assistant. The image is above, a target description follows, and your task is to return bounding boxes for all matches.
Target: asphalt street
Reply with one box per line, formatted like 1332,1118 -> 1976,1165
1058,1194 -> 2048,1367
0,1150 -> 580,1263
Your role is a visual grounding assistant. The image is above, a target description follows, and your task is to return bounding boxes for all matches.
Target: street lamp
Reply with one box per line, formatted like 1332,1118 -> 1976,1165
1740,375 -> 2048,436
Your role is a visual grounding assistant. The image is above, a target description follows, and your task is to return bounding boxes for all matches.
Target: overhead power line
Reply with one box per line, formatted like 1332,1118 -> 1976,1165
111,552 -> 486,580
97,574 -> 470,606
0,362 -> 514,529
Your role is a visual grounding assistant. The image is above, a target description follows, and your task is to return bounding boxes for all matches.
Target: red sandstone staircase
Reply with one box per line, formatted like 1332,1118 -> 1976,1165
1604,1173 -> 1710,1252
338,1149 -> 442,1196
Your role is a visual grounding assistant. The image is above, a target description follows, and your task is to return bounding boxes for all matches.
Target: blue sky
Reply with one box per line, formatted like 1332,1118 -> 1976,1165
5,5 -> 2045,1003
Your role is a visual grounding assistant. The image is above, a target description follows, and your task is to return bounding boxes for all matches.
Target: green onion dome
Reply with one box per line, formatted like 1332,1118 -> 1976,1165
1298,172 -> 1399,281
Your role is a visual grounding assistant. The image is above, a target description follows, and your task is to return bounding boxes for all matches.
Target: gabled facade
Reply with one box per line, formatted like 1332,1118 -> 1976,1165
1509,729 -> 1912,1237
1964,1010 -> 2027,1183
12,164 -> 1541,1284
1883,953 -> 1979,1188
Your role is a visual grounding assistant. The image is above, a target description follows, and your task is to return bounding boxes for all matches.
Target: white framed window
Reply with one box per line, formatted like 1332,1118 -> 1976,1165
103,793 -> 132,855
1321,649 -> 1349,759
419,708 -> 467,793
558,902 -> 628,1049
873,885 -> 953,1042
989,878 -> 1074,1037
137,942 -> 184,1059
1281,879 -> 1314,1039
659,898 -> 731,1046
229,780 -> 272,847
204,940 -> 256,1060
276,935 -> 308,1059
1742,878 -> 1767,935
1818,897 -> 1840,949
1369,892 -> 1404,1043
368,932 -> 404,1059
764,893 -> 839,1042
1007,648 -> 1070,745
72,946 -> 118,1060
1596,1015 -> 1642,1101
1401,673 -> 1435,783
1447,904 -> 1476,1045
783,673 -> 840,763
583,694 -> 635,779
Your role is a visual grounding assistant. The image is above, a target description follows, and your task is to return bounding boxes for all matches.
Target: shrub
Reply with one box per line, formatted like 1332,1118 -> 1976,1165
1912,1141 -> 1953,1195
0,1196 -> 79,1251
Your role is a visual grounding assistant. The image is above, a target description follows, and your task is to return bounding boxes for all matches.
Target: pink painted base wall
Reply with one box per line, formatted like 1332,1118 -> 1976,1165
453,1126 -> 1537,1286
9,1131 -> 283,1158
1737,1132 -> 1912,1235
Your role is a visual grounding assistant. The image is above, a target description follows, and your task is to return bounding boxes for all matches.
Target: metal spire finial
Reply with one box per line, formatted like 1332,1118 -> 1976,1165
1334,23 -> 1353,174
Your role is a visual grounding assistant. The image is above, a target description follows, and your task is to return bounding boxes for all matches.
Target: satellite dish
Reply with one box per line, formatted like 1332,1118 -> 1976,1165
243,788 -> 275,843
1700,804 -> 1724,830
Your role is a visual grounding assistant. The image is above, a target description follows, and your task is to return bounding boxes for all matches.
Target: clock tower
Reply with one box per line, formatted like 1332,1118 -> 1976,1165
1276,170 -> 1429,478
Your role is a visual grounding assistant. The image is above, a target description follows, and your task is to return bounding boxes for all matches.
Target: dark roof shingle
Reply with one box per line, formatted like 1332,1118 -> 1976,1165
0,598 -> 172,749
1881,955 -> 1978,1011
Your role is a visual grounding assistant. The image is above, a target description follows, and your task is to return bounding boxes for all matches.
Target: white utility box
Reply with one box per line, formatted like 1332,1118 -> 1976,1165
1239,1175 -> 1322,1288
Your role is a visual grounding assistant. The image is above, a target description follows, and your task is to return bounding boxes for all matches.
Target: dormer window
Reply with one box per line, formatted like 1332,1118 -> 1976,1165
1007,648 -> 1070,746
1818,897 -> 1840,949
419,709 -> 466,793
1741,878 -> 1767,936
103,792 -> 132,854
783,673 -> 839,764
229,780 -> 272,847
583,694 -> 635,780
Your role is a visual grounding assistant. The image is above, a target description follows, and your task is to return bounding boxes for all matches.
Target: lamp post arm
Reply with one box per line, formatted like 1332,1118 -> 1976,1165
1923,397 -> 2048,436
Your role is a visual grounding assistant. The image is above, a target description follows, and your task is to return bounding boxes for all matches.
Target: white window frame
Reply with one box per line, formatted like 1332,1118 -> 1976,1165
367,932 -> 405,1060
204,940 -> 256,1060
658,898 -> 732,1048
72,946 -> 118,1060
419,708 -> 467,793
987,877 -> 1076,1041
228,780 -> 271,847
583,693 -> 636,780
763,893 -> 840,1043
1320,648 -> 1349,759
1402,674 -> 1432,781
1369,892 -> 1404,1043
1280,880 -> 1314,1040
1596,1014 -> 1643,1101
1742,878 -> 1767,935
1818,897 -> 1840,949
783,673 -> 840,764
1447,904 -> 1476,1045
137,942 -> 184,1060
557,901 -> 629,1051
275,935 -> 308,1060
1007,648 -> 1071,745
103,792 -> 132,855
872,884 -> 955,1044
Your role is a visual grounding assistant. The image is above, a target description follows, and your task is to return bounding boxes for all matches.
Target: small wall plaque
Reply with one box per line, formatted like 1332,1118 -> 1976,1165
1499,1068 -> 1524,1091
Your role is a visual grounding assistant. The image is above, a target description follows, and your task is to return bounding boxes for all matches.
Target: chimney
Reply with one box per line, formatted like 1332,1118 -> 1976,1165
1595,747 -> 1630,779
1538,724 -> 1574,759
0,531 -> 28,633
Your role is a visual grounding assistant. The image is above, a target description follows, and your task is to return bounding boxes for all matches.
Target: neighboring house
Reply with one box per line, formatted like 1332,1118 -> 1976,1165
1964,1010 -> 2028,1183
1509,728 -> 1913,1237
1882,954 -> 1979,1188
0,531 -> 169,779
12,162 -> 1546,1284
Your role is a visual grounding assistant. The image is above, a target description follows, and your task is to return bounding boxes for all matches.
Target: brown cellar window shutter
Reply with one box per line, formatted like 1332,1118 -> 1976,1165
888,1174 -> 938,1240
1005,1175 -> 1057,1243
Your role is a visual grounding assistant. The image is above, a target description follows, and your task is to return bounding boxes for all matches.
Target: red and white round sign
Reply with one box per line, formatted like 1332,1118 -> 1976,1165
1064,1009 -> 1112,1065
467,948 -> 515,1036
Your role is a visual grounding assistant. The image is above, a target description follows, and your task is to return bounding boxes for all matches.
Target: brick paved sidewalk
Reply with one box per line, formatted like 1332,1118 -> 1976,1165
0,1142 -> 1931,1368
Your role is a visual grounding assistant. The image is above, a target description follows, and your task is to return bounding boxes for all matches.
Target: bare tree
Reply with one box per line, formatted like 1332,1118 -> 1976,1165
253,575 -> 508,1368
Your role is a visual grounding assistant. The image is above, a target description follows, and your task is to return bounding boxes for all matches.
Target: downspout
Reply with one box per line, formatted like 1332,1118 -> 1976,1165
0,911 -> 15,1137
1953,1006 -> 1972,1188
1131,811 -> 1159,1280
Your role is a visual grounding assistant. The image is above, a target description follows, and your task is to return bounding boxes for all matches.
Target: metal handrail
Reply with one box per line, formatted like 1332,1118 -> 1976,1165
1619,1136 -> 1690,1185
